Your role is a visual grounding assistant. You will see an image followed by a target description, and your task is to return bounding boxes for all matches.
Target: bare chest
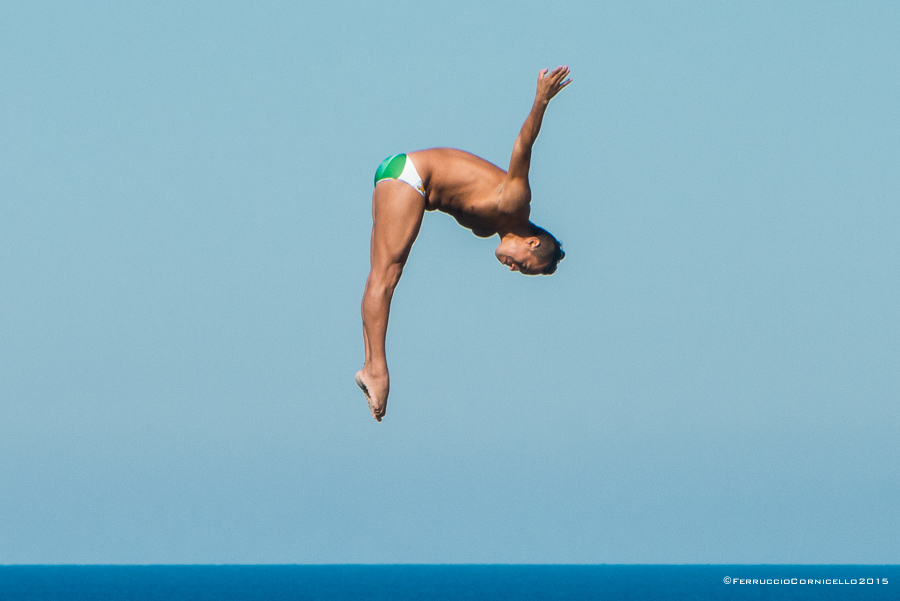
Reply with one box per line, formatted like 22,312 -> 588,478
441,206 -> 497,237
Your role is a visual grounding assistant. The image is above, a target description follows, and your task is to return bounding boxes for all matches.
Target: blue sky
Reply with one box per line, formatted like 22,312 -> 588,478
1,1 -> 898,564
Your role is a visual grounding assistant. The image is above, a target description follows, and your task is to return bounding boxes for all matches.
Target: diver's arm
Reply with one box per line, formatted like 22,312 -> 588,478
501,66 -> 572,213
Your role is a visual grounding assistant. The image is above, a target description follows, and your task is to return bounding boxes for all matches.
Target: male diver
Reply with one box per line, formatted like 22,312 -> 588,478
356,65 -> 572,421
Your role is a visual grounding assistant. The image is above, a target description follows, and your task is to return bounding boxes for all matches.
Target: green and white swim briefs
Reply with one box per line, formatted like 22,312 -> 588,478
374,153 -> 425,197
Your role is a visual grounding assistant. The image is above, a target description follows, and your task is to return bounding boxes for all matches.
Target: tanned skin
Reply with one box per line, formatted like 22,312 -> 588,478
356,66 -> 572,421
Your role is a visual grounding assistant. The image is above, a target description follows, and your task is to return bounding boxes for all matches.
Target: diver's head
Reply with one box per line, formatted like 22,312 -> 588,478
494,223 -> 565,275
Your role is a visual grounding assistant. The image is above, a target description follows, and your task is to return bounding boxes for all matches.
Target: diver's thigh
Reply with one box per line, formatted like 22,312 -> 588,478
371,180 -> 426,266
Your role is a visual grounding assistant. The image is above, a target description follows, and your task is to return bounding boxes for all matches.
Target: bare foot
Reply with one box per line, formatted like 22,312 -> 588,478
355,369 -> 389,422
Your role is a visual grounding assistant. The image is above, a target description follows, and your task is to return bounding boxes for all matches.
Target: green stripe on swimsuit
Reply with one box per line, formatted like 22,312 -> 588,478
374,153 -> 407,186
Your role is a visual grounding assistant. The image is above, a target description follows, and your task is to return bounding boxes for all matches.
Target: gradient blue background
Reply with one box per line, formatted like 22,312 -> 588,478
1,1 -> 897,564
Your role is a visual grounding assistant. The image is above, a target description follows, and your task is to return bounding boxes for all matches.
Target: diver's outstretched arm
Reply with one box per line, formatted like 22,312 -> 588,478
506,66 -> 572,185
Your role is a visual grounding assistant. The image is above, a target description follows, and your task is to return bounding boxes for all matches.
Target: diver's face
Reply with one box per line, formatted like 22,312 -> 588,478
495,237 -> 544,275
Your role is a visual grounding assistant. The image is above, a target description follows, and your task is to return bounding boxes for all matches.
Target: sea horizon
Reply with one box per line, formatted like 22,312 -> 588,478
1,563 -> 896,600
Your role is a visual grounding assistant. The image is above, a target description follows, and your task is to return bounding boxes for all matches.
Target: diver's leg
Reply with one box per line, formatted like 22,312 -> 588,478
361,230 -> 375,365
357,180 -> 425,421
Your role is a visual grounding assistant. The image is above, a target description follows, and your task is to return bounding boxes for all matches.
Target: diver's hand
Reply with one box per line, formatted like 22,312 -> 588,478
535,65 -> 572,104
